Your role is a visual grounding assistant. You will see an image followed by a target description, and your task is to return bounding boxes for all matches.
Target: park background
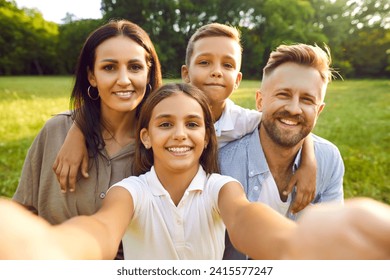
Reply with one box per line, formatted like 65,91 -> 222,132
0,0 -> 389,203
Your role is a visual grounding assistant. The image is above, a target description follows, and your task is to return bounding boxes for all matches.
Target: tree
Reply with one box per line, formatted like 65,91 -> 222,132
57,19 -> 103,74
0,0 -> 59,75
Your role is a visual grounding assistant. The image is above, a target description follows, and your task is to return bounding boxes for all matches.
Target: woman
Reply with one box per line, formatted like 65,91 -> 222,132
12,19 -> 162,259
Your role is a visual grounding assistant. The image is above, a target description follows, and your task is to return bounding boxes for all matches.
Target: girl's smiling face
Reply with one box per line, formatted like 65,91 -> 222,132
140,92 -> 208,175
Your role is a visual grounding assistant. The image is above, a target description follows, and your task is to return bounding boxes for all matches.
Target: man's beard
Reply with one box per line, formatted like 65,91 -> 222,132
262,112 -> 312,148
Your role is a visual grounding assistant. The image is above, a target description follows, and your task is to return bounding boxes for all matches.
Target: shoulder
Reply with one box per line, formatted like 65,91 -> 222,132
41,111 -> 73,131
219,128 -> 256,155
112,173 -> 147,190
208,173 -> 239,186
311,134 -> 344,171
28,111 -> 73,149
312,134 -> 342,156
206,173 -> 241,200
226,99 -> 261,120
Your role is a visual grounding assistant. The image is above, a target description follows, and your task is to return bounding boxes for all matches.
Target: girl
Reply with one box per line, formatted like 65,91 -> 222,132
12,19 -> 162,258
1,83 -> 389,260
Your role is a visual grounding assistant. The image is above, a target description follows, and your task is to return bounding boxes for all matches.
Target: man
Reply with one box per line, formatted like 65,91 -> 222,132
219,43 -> 344,259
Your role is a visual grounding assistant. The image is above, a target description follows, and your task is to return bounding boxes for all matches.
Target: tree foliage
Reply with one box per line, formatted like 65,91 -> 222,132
1,0 -> 389,78
0,0 -> 59,75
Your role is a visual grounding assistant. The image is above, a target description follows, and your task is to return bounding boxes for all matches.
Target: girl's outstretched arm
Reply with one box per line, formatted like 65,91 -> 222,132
219,182 -> 390,259
0,187 -> 133,260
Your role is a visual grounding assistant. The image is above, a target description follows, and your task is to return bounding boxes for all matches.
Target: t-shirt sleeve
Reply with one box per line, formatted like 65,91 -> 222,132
207,174 -> 240,213
109,176 -> 144,212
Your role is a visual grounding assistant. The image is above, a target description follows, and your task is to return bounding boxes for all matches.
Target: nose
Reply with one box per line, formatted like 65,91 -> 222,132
211,65 -> 222,78
284,96 -> 303,115
117,67 -> 131,86
173,123 -> 187,140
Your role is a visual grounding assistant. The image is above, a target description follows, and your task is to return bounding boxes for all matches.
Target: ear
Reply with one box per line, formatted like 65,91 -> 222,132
234,72 -> 242,90
181,65 -> 190,83
317,102 -> 326,117
255,90 -> 263,112
87,67 -> 97,87
140,128 -> 151,149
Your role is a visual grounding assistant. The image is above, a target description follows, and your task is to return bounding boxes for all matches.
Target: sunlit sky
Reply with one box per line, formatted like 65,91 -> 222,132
13,0 -> 102,23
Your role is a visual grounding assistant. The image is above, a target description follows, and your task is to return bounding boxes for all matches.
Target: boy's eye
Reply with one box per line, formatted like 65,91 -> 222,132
198,60 -> 209,66
129,64 -> 143,71
224,63 -> 234,69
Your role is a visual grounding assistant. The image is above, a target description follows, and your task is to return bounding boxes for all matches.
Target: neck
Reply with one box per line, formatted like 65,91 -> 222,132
258,126 -> 302,199
101,108 -> 137,155
210,101 -> 226,122
154,163 -> 199,206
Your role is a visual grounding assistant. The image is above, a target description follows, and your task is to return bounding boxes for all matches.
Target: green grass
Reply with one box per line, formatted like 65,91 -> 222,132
0,77 -> 389,203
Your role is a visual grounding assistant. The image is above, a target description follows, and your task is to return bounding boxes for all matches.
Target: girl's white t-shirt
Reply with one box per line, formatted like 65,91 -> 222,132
110,165 -> 238,260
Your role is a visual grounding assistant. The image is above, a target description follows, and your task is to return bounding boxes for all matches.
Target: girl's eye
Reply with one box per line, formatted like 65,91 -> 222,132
158,122 -> 171,128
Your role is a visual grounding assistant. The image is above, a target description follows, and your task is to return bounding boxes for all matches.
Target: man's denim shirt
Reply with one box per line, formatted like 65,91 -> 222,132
218,128 -> 344,260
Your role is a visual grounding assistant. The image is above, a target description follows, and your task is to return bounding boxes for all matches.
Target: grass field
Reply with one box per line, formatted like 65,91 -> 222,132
0,76 -> 389,203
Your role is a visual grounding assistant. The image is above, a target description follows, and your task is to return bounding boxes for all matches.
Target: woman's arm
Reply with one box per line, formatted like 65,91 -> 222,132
0,187 -> 133,259
52,123 -> 89,193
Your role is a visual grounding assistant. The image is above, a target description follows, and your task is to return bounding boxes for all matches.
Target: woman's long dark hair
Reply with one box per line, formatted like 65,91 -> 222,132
133,83 -> 219,176
70,19 -> 162,159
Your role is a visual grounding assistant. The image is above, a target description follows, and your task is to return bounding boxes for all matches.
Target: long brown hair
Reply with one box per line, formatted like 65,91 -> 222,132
133,83 -> 219,176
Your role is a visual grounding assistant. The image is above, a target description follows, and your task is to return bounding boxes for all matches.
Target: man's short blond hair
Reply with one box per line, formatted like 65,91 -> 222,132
263,43 -> 334,83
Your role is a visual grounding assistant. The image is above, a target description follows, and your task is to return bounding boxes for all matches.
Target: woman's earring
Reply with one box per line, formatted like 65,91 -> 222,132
87,86 -> 100,100
147,84 -> 152,94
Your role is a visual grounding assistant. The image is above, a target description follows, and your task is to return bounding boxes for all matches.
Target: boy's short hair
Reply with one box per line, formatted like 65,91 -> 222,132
263,43 -> 334,83
185,23 -> 242,65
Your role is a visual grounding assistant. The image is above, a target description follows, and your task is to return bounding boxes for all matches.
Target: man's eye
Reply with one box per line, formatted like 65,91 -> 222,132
302,97 -> 315,104
277,92 -> 289,98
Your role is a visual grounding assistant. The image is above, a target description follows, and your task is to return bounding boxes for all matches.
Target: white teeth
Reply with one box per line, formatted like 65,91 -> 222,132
114,91 -> 133,97
167,147 -> 191,153
281,119 -> 298,125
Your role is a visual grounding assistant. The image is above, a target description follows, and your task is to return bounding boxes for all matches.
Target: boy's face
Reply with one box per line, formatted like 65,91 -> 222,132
181,36 -> 242,109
